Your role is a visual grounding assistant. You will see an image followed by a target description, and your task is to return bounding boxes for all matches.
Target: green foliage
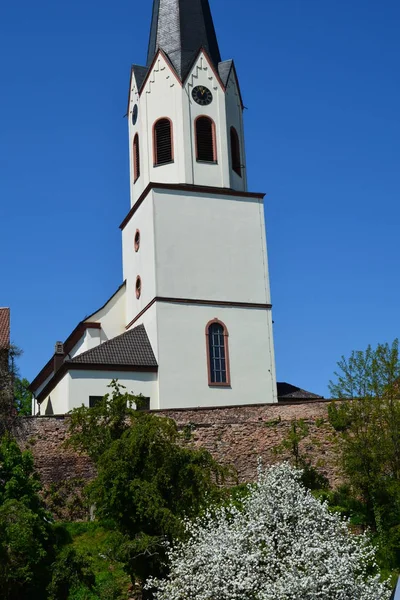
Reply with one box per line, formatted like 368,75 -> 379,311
66,380 -> 137,462
62,521 -> 131,600
0,345 -> 22,434
264,416 -> 281,428
67,381 -> 228,588
315,484 -> 368,524
329,339 -> 400,399
47,546 -> 96,600
0,434 -> 47,517
0,499 -> 51,599
43,477 -> 87,521
328,401 -> 352,431
0,344 -> 32,429
0,435 -> 55,599
329,339 -> 400,575
275,418 -> 309,467
274,419 -> 329,491
14,377 -> 32,416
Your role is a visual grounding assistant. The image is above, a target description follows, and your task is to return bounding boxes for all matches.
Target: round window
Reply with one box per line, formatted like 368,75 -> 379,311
134,229 -> 140,252
135,276 -> 142,299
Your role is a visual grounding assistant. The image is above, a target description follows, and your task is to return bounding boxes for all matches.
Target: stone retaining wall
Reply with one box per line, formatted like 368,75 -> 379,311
17,400 -> 341,490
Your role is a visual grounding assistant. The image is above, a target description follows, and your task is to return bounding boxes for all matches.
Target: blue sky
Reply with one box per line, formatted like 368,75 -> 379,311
1,0 -> 399,397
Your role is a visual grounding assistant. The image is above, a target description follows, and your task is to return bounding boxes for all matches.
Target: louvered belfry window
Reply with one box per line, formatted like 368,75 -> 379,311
230,127 -> 242,176
196,117 -> 216,162
154,118 -> 173,166
206,320 -> 230,386
133,134 -> 140,181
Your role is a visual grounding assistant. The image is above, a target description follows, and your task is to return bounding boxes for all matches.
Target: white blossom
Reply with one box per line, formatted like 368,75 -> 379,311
147,462 -> 390,600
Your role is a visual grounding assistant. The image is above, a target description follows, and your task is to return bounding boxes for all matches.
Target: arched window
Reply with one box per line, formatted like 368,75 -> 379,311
195,116 -> 217,162
153,118 -> 173,166
230,127 -> 242,177
133,134 -> 140,182
206,320 -> 231,386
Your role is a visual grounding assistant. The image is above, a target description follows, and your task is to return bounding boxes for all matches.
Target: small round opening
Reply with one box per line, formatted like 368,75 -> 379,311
135,276 -> 142,299
134,229 -> 140,252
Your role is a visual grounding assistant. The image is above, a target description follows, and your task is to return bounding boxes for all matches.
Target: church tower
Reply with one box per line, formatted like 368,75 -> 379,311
121,0 -> 277,407
29,0 -> 277,415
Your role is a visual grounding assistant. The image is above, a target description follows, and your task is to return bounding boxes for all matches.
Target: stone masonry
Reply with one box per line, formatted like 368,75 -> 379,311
17,400 -> 341,492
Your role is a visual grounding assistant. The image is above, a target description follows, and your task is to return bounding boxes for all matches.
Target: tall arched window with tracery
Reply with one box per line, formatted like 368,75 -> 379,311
153,118 -> 173,166
133,134 -> 140,182
195,116 -> 217,162
206,320 -> 231,386
230,126 -> 242,177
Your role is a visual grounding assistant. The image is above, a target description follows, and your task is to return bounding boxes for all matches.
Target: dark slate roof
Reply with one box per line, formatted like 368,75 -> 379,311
218,60 -> 233,86
147,0 -> 222,80
68,324 -> 157,368
0,308 -> 10,350
277,382 -> 324,400
132,65 -> 149,92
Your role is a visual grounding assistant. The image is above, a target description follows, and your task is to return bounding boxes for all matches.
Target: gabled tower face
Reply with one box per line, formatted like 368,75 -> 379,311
122,0 -> 277,409
127,0 -> 247,207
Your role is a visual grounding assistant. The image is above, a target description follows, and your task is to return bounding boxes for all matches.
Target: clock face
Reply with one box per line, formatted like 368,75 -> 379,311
192,86 -> 213,106
132,104 -> 138,125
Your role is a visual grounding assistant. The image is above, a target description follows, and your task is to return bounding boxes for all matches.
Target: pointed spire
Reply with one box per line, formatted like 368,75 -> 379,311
147,0 -> 222,80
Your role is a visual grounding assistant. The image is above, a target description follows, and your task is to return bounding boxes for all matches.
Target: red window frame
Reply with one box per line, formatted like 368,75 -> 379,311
205,319 -> 231,387
195,116 -> 217,163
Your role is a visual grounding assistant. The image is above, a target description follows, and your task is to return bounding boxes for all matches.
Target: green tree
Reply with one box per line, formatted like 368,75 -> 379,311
67,381 -> 228,591
47,546 -> 96,600
0,345 -> 21,434
0,500 -> 51,599
329,339 -> 400,571
0,435 -> 46,515
0,435 -> 54,599
14,377 -> 32,416
0,344 -> 32,426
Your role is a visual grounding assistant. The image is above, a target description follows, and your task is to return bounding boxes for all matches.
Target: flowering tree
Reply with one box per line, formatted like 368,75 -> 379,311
148,463 -> 390,600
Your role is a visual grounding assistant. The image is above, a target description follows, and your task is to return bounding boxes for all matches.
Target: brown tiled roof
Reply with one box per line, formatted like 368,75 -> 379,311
277,382 -> 324,400
0,308 -> 10,350
68,324 -> 157,367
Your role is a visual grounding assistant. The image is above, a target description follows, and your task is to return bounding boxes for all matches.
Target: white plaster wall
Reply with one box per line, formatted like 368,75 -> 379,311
128,53 -> 186,208
85,283 -> 126,343
34,372 -> 54,398
69,335 -> 87,360
85,328 -> 101,350
40,373 -> 71,415
153,189 -> 271,304
69,328 -> 101,360
122,193 -> 157,331
184,52 -> 229,188
156,302 -> 277,409
126,302 -> 159,368
68,370 -> 158,411
144,55 -> 185,185
127,52 -> 248,207
225,69 -> 247,191
128,70 -> 145,205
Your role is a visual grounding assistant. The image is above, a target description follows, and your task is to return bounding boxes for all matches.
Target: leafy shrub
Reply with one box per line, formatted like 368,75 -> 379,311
328,401 -> 352,431
47,546 -> 95,600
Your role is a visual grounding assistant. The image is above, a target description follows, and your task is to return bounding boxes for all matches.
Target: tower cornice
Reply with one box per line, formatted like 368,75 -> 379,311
119,182 -> 265,231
